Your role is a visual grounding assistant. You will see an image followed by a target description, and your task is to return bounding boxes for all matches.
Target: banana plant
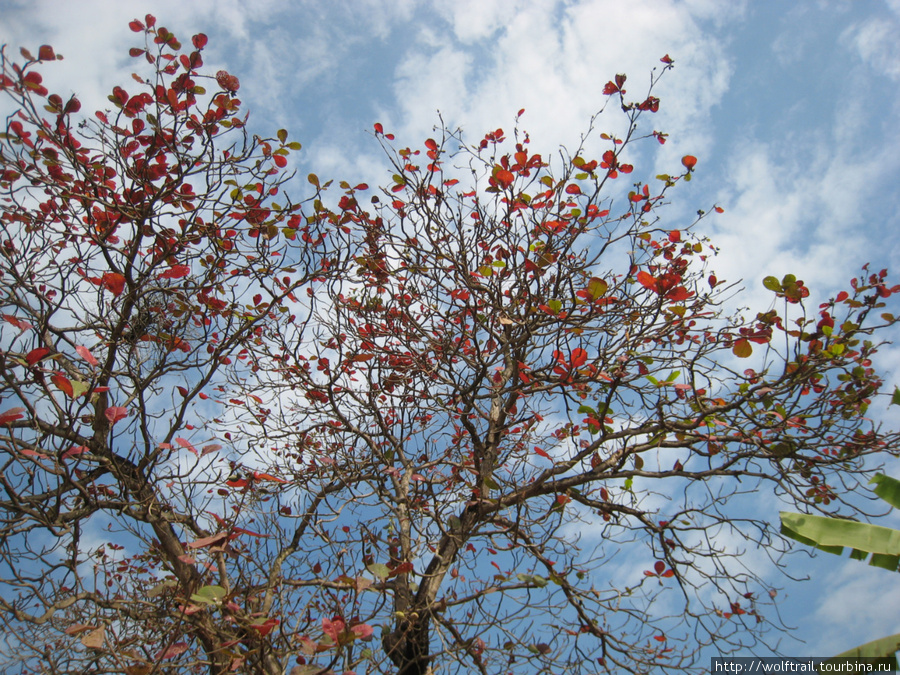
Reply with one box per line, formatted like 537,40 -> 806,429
780,474 -> 900,664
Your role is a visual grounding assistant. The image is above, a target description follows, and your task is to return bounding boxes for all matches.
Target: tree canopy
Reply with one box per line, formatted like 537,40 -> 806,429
1,18 -> 898,675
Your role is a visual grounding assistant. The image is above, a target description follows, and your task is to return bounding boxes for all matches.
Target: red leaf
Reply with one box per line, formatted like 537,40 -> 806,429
155,642 -> 188,661
660,54 -> 674,64
76,345 -> 99,366
232,526 -> 270,538
215,70 -> 240,93
186,532 -> 228,549
61,445 -> 89,460
159,264 -> 190,279
192,33 -> 208,49
322,617 -> 344,642
176,437 -> 198,455
3,315 -> 31,332
250,617 -> 279,637
534,446 -> 551,459
38,45 -> 55,61
565,183 -> 582,195
104,406 -> 128,425
273,154 -> 287,168
424,138 -> 438,152
391,561 -> 415,576
835,291 -> 849,302
25,347 -> 51,365
570,348 -> 588,368
668,230 -> 681,243
102,272 -> 126,296
129,20 -> 145,32
654,561 -> 665,574
666,286 -> 691,302
351,623 -> 374,639
681,155 -> 697,171
374,122 -> 384,134
0,408 -> 26,425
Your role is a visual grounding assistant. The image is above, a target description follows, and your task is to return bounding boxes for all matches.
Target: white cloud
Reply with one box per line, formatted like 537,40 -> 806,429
808,558 -> 900,655
842,13 -> 900,81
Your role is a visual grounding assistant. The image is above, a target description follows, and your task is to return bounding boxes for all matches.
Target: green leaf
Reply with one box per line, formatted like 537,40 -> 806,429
587,277 -> 608,300
70,380 -> 91,398
892,388 -> 900,407
828,633 -> 900,666
762,276 -> 782,292
277,128 -> 288,143
515,573 -> 547,588
780,512 -> 900,561
664,370 -> 680,383
870,553 -> 900,571
190,585 -> 227,605
366,563 -> 390,580
147,579 -> 177,598
548,299 -> 562,314
870,474 -> 900,511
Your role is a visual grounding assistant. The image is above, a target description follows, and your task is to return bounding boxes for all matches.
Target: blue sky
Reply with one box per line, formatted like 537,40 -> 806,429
4,0 -> 900,664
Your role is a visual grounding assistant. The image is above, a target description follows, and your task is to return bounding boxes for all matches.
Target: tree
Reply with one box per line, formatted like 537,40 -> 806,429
1,18 -> 899,675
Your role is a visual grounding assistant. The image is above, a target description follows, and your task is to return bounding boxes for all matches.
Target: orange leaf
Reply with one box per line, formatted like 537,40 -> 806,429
636,271 -> 657,291
51,373 -> 74,397
494,168 -> 514,189
102,272 -> 126,296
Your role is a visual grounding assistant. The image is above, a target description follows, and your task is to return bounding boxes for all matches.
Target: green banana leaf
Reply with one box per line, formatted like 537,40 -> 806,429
779,511 -> 900,571
822,633 -> 900,669
870,474 -> 900,511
